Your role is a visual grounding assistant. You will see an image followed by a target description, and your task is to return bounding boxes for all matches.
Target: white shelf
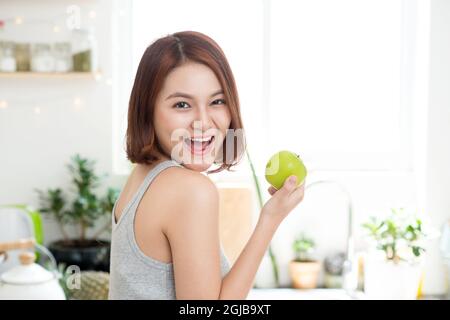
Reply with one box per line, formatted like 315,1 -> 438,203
0,71 -> 100,79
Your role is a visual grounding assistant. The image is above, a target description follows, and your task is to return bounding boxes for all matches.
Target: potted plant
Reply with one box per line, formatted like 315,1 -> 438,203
35,154 -> 120,272
289,233 -> 321,289
362,208 -> 426,299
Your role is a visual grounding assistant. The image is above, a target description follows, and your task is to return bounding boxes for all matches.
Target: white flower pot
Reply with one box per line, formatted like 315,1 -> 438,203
364,254 -> 423,300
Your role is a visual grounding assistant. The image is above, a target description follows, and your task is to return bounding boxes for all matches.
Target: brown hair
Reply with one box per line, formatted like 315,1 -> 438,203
126,31 -> 246,174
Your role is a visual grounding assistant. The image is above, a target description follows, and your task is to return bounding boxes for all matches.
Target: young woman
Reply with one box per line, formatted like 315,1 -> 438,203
108,31 -> 305,300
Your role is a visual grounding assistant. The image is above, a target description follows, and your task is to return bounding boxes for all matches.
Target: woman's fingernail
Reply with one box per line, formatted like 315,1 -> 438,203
289,176 -> 297,184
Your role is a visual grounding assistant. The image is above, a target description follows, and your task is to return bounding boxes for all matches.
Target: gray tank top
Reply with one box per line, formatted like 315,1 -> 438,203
108,159 -> 231,300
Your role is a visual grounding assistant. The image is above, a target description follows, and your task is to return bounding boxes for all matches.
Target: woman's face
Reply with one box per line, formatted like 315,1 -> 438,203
154,61 -> 232,172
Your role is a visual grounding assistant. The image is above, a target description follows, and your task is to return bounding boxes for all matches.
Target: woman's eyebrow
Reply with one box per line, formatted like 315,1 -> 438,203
165,89 -> 224,100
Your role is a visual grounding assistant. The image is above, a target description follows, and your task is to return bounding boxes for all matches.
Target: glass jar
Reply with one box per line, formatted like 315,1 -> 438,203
71,28 -> 98,72
15,43 -> 31,72
0,41 -> 17,72
53,42 -> 72,72
31,43 -> 55,72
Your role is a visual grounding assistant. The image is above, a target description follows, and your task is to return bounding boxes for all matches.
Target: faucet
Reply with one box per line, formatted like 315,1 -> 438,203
305,180 -> 359,295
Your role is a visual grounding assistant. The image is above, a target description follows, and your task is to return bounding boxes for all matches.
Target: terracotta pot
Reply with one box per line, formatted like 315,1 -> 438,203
289,260 -> 321,289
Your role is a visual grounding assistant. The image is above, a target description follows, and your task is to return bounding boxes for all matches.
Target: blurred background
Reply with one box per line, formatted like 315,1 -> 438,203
0,0 -> 449,300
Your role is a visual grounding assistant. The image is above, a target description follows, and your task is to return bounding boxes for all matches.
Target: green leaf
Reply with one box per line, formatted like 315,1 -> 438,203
412,246 -> 424,257
362,208 -> 427,261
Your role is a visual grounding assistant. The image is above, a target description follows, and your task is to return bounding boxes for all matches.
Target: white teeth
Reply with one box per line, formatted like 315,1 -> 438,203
190,137 -> 213,142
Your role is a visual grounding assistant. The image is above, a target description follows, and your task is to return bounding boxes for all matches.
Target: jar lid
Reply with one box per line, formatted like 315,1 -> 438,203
0,252 -> 54,285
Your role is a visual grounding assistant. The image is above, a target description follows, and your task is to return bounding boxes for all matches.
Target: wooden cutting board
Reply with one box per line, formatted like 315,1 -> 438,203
218,187 -> 254,266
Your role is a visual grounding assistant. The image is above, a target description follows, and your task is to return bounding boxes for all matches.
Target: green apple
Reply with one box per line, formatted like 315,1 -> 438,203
265,150 -> 307,190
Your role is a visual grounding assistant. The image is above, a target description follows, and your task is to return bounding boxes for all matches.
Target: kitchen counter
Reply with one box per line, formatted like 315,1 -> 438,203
247,288 -> 366,300
247,288 -> 448,300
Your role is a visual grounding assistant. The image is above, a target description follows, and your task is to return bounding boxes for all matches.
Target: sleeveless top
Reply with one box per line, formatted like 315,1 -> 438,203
108,159 -> 231,299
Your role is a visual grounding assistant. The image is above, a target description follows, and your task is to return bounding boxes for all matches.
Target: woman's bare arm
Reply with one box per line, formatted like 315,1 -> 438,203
219,176 -> 304,299
163,170 -> 304,300
218,212 -> 279,299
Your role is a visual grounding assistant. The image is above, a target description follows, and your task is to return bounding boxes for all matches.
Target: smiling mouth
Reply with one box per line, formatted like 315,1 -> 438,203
184,136 -> 215,152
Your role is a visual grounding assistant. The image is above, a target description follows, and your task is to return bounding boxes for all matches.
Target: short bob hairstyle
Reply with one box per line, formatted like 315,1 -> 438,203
126,31 -> 246,174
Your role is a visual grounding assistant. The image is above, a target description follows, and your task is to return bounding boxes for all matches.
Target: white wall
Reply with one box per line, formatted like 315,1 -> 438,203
0,0 -> 124,244
420,0 -> 450,296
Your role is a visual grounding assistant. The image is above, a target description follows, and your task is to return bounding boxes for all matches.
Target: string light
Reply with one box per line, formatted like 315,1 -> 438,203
89,10 -> 97,19
106,78 -> 113,86
14,17 -> 23,25
73,97 -> 82,106
94,71 -> 102,81
0,100 -> 8,109
53,25 -> 61,33
72,97 -> 84,112
34,107 -> 41,114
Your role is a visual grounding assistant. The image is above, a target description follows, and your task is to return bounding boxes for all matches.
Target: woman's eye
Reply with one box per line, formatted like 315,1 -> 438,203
173,102 -> 190,109
212,99 -> 226,106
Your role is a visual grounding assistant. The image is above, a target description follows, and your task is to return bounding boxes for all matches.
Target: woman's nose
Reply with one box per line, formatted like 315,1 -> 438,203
191,106 -> 213,130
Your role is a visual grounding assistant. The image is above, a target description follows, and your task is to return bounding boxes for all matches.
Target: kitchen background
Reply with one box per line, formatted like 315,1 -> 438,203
0,0 -> 449,300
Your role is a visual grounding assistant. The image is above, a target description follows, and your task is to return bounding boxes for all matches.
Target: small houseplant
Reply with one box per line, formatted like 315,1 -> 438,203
289,233 -> 321,289
35,154 -> 119,271
362,208 -> 426,299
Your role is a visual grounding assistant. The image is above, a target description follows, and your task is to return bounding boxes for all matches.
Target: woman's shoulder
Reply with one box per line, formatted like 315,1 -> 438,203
135,160 -> 214,187
158,162 -> 216,190
131,161 -> 219,235
159,167 -> 220,234
138,162 -> 219,235
141,161 -> 219,209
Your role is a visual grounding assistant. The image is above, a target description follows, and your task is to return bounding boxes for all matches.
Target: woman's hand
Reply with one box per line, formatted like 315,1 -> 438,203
260,176 -> 305,226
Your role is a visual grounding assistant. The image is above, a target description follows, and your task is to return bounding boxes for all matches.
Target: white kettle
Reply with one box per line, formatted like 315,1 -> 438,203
0,238 -> 66,300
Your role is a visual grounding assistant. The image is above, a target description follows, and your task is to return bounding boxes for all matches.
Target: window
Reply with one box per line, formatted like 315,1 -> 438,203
268,0 -> 413,171
113,0 -> 417,177
112,0 -> 264,176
